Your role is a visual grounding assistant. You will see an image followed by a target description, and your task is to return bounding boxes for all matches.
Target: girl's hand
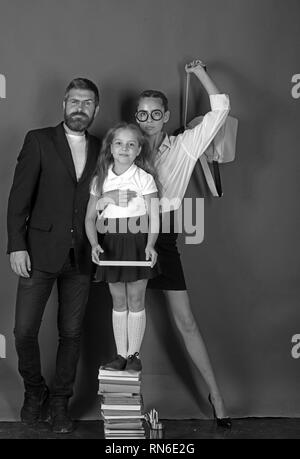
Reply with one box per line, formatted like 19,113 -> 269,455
105,189 -> 137,207
185,59 -> 207,74
145,245 -> 157,268
91,244 -> 104,265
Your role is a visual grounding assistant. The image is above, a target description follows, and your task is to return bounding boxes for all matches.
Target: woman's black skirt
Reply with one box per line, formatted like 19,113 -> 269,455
147,211 -> 187,291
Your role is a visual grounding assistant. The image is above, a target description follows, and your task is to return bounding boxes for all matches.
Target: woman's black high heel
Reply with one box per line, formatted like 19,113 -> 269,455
208,394 -> 232,429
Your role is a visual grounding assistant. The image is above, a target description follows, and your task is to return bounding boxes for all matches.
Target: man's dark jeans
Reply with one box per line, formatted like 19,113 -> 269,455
14,251 -> 91,399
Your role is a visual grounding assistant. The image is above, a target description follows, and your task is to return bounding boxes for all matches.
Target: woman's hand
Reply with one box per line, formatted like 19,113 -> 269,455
91,244 -> 104,264
104,189 -> 137,207
145,244 -> 157,268
185,59 -> 220,95
185,59 -> 207,74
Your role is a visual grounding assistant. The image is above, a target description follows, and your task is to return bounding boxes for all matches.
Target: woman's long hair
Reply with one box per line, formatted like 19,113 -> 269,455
92,122 -> 161,197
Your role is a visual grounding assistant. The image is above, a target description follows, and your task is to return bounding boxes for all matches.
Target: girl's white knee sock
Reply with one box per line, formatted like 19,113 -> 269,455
127,309 -> 146,356
112,309 -> 128,358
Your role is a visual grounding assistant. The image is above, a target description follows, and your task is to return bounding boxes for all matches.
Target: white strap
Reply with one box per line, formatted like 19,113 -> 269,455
184,72 -> 190,130
199,156 -> 219,197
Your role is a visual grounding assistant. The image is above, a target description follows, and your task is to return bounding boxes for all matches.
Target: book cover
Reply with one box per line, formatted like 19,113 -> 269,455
98,367 -> 141,379
98,384 -> 141,394
105,431 -> 145,436
105,435 -> 146,439
100,397 -> 141,405
101,412 -> 144,420
104,422 -> 143,429
102,410 -> 142,417
98,378 -> 141,385
101,404 -> 141,410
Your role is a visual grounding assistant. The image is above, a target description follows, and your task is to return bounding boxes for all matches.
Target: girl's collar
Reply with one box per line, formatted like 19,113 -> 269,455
108,162 -> 138,178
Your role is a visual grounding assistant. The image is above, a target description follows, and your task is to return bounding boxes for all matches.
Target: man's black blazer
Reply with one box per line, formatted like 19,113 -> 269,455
7,122 -> 101,274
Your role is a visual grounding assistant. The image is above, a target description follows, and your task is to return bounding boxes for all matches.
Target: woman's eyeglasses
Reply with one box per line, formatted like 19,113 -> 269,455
135,110 -> 164,122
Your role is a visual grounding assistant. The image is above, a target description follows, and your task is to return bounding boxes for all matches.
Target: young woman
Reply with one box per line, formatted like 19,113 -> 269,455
85,123 -> 159,372
103,60 -> 232,427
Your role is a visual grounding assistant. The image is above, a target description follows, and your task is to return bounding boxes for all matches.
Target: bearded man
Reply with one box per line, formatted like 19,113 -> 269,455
7,78 -> 100,433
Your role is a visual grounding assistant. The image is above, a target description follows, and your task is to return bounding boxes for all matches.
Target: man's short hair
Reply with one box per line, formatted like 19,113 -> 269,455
64,78 -> 100,106
138,89 -> 168,111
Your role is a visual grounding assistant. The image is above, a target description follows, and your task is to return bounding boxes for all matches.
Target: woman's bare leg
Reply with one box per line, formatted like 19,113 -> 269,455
164,289 -> 227,418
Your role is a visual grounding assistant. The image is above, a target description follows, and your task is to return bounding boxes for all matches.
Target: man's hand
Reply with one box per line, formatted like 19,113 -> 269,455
10,250 -> 31,277
104,189 -> 137,207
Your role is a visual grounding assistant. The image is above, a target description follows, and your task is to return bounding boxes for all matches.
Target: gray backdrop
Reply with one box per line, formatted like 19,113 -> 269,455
0,0 -> 300,420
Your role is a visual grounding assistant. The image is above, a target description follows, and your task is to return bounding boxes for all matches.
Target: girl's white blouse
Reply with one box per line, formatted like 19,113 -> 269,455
90,163 -> 157,218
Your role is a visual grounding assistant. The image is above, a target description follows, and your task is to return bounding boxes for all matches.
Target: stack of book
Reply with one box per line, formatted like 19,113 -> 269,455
98,367 -> 145,439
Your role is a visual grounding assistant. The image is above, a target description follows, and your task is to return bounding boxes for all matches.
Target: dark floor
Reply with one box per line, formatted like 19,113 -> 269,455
0,419 -> 300,439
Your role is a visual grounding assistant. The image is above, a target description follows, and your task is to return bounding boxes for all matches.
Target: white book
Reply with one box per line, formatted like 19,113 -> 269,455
105,429 -> 145,433
98,368 -> 141,378
102,413 -> 144,420
105,436 -> 146,439
99,375 -> 141,382
101,404 -> 141,410
101,393 -> 141,397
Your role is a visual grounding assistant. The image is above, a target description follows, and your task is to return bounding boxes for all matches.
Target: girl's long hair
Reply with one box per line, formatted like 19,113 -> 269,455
92,122 -> 161,197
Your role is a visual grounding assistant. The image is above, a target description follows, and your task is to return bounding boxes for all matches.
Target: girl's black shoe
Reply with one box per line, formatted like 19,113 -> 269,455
208,394 -> 232,429
126,352 -> 142,372
102,355 -> 127,371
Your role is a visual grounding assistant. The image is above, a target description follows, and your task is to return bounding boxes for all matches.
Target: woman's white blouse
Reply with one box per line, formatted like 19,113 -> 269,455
90,164 -> 157,218
155,94 -> 230,212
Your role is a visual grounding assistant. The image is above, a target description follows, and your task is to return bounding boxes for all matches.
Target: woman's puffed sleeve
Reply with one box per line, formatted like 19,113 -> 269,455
179,94 -> 230,161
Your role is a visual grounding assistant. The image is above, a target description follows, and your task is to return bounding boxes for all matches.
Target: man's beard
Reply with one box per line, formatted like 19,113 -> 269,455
64,111 -> 94,132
